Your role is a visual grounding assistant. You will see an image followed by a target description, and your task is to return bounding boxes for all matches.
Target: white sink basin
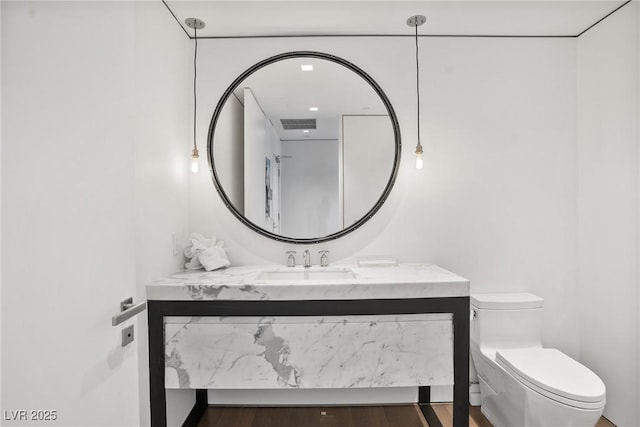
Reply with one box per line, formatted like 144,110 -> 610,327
258,268 -> 356,281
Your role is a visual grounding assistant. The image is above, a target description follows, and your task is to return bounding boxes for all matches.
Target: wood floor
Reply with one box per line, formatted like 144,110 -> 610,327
430,404 -> 616,427
196,404 -> 616,427
196,405 -> 427,427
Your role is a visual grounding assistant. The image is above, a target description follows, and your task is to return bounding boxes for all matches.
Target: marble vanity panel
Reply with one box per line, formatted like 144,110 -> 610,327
164,314 -> 453,389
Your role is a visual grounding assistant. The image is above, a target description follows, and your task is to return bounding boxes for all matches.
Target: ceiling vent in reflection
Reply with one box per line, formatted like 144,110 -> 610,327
280,118 -> 316,130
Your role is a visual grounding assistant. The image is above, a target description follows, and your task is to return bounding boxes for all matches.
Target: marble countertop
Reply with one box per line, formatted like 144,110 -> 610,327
146,263 -> 469,301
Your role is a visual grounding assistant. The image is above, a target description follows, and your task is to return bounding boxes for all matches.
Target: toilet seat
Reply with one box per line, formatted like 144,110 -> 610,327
496,348 -> 606,410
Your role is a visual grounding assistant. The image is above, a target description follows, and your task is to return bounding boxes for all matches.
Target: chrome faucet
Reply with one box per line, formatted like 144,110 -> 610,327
319,250 -> 329,267
303,249 -> 311,268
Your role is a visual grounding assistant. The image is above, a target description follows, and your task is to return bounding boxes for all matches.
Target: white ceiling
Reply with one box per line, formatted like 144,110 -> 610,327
232,57 -> 388,140
165,1 -> 627,38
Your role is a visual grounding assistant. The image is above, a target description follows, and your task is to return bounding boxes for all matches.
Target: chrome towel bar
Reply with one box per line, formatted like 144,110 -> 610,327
112,297 -> 147,326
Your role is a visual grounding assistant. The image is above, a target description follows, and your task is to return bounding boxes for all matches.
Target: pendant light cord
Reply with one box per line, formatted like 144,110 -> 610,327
415,23 -> 422,150
193,27 -> 198,153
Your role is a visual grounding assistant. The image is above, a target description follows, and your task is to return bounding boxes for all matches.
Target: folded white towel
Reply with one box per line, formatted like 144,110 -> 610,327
183,233 -> 205,260
183,233 -> 230,271
184,255 -> 203,270
198,244 -> 231,271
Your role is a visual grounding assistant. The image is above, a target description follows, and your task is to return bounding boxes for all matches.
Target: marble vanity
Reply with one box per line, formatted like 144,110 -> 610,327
146,263 -> 470,427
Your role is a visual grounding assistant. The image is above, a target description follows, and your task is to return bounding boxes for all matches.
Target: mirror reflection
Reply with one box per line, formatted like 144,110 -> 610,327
210,54 -> 398,241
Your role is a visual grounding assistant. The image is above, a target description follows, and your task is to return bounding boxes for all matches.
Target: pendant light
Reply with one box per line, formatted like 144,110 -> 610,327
185,18 -> 205,174
407,15 -> 426,170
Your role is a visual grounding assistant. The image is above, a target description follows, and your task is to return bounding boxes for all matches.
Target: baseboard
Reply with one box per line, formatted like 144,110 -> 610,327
469,383 -> 481,406
207,388 -> 417,405
205,386 -> 481,406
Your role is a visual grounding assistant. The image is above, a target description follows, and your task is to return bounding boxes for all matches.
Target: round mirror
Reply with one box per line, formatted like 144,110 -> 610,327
208,51 -> 401,244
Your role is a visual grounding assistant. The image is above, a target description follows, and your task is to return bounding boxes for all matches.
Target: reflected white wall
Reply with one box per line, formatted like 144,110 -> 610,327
281,140 -> 340,238
243,89 -> 281,232
213,95 -> 244,213
342,115 -> 395,227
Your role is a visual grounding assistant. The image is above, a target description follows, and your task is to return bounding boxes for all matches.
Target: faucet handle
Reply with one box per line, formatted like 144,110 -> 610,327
319,250 -> 329,267
285,251 -> 296,268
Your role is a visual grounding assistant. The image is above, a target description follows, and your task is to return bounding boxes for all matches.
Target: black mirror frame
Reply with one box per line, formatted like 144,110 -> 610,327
207,51 -> 401,244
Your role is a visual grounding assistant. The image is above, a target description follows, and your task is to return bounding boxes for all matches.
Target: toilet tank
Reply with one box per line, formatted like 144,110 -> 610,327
471,293 -> 544,351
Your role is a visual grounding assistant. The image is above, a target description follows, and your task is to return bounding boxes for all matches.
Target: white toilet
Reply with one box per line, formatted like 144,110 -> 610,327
470,293 -> 606,427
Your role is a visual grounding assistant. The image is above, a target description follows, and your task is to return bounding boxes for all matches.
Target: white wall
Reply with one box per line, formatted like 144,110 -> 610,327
189,36 -> 580,401
577,3 -> 640,426
0,0 -> 3,415
131,2 -> 193,426
281,139 -> 340,238
2,1 -> 191,425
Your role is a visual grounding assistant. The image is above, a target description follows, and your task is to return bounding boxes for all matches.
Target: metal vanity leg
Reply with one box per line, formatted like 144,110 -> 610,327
148,301 -> 167,427
452,297 -> 470,427
418,386 -> 443,427
181,390 -> 207,427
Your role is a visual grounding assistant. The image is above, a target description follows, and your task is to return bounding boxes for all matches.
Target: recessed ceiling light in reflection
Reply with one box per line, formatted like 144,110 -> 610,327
301,65 -> 313,71
303,130 -> 309,133
309,107 -> 318,111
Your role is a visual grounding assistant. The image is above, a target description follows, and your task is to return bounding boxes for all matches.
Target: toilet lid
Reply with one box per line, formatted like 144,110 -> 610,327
471,293 -> 543,310
497,348 -> 606,406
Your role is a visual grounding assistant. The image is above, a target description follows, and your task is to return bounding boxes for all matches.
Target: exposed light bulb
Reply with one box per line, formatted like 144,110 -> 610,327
191,147 -> 199,174
408,15 -> 426,172
186,19 -> 205,175
415,144 -> 424,170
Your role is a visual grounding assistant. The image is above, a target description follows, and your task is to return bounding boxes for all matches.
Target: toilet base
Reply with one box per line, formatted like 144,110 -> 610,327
477,367 -> 604,427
